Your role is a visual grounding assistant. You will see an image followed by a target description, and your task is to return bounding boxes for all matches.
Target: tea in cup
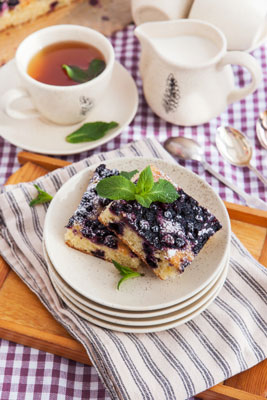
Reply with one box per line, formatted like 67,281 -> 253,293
2,24 -> 115,125
131,0 -> 194,26
188,0 -> 267,51
135,19 -> 262,126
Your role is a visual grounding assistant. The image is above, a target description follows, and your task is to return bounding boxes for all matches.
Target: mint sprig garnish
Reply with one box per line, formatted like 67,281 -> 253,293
66,121 -> 119,143
62,59 -> 106,83
29,184 -> 53,206
112,260 -> 144,290
120,170 -> 138,180
96,166 -> 179,208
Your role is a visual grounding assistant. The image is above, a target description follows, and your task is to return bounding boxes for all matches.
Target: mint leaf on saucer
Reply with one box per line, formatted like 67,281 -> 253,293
120,170 -> 139,180
66,121 -> 119,143
112,260 -> 144,290
29,184 -> 53,207
62,58 -> 106,83
96,175 -> 136,201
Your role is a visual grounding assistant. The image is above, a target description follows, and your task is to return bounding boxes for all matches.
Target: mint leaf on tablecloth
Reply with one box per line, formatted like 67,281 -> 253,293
66,121 -> 119,143
29,184 -> 53,206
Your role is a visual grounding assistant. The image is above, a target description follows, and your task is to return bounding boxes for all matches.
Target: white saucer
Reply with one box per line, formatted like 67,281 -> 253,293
44,157 -> 231,311
50,255 -> 229,327
0,60 -> 138,155
44,241 -> 228,318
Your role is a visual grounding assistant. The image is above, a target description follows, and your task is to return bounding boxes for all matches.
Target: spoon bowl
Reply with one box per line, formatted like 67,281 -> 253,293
216,126 -> 267,186
164,137 -> 204,162
256,110 -> 267,149
163,136 -> 267,210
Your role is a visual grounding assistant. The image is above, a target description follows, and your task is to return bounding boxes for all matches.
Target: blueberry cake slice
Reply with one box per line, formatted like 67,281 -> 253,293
0,0 -> 73,31
64,164 -> 142,270
99,166 -> 222,280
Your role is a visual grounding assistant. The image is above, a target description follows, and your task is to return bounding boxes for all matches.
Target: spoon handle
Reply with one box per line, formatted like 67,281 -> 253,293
248,164 -> 267,186
202,161 -> 267,211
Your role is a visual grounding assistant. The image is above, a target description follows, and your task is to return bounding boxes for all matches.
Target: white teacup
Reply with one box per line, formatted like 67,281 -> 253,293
135,19 -> 262,126
131,0 -> 194,26
2,25 -> 115,125
189,0 -> 267,51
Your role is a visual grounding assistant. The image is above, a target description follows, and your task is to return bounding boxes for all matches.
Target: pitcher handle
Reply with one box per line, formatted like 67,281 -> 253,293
218,51 -> 262,105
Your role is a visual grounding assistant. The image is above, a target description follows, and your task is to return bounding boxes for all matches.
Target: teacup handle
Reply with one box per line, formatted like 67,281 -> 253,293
218,51 -> 262,105
3,88 -> 39,119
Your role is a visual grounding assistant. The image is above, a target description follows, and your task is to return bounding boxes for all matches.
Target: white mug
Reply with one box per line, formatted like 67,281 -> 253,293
131,0 -> 194,26
135,20 -> 262,126
189,0 -> 267,51
2,25 -> 115,125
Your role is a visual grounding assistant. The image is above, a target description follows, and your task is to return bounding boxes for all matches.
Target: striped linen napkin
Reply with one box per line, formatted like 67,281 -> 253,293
0,138 -> 266,400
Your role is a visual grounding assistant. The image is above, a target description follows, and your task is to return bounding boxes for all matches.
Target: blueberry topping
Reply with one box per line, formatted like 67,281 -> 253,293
91,250 -> 105,258
104,235 -> 117,248
7,0 -> 19,7
66,164 -> 120,249
108,222 -> 124,235
108,188 -> 222,259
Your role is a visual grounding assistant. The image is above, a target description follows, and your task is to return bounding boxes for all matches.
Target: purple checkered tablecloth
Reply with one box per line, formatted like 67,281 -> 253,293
0,24 -> 266,400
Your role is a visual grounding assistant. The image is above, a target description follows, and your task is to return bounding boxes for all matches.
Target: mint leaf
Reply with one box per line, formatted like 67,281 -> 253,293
66,121 -> 118,143
29,184 -> 53,206
87,59 -> 106,80
136,165 -> 154,195
62,64 -> 90,83
62,58 -> 106,83
120,170 -> 139,180
95,165 -> 179,207
148,179 -> 179,203
96,176 -> 136,200
117,273 -> 142,290
135,194 -> 152,208
112,260 -> 144,290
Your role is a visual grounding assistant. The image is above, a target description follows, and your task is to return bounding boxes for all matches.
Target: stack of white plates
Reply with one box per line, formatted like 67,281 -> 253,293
43,157 -> 231,333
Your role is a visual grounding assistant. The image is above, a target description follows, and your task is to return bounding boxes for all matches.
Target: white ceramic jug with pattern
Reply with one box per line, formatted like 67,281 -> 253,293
131,0 -> 194,26
135,20 -> 262,126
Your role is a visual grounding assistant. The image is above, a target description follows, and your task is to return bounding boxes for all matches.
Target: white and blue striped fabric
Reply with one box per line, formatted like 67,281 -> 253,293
0,138 -> 266,400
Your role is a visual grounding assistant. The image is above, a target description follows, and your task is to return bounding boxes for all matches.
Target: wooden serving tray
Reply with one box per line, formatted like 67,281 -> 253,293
0,152 -> 266,400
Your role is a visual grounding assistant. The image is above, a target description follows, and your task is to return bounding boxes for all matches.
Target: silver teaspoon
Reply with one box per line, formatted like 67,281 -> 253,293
216,126 -> 267,186
164,136 -> 267,210
256,110 -> 267,150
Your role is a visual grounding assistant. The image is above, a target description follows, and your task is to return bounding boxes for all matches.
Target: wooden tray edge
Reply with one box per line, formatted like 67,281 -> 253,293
0,320 -> 91,365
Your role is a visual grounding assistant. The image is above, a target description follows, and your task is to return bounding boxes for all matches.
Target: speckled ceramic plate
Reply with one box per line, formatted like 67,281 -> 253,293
0,60 -> 138,155
48,252 -> 229,326
44,157 -> 231,311
44,241 -> 228,318
50,271 -> 226,333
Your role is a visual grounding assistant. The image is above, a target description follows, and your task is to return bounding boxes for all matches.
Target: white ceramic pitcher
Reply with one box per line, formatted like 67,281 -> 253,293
131,0 -> 194,26
135,20 -> 262,126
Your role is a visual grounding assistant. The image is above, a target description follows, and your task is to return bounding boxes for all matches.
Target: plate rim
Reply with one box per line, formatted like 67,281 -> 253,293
44,240 -> 228,318
50,254 -> 229,326
53,275 -> 226,333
